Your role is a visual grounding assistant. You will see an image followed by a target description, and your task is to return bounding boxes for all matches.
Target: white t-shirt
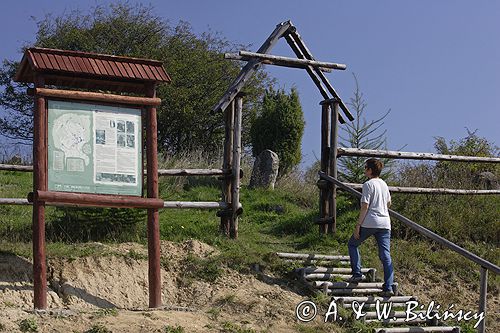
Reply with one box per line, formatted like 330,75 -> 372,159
360,178 -> 391,229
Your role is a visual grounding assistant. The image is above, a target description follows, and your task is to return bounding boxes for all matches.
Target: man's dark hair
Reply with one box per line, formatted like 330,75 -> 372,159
365,158 -> 384,177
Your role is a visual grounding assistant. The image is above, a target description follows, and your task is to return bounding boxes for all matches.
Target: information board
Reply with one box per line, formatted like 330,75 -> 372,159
48,100 -> 142,196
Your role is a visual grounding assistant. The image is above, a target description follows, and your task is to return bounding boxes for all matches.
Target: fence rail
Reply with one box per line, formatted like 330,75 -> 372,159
343,183 -> 500,195
337,147 -> 500,163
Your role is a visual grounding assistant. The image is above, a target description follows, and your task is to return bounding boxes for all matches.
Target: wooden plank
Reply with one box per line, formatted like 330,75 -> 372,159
0,163 -> 33,171
329,101 -> 339,234
39,53 -> 52,70
478,266 -> 488,333
102,60 -> 117,76
129,62 -> 141,78
220,101 -> 234,236
0,198 -> 31,205
157,168 -> 227,176
61,55 -> 75,71
34,88 -> 161,106
320,102 -> 330,234
52,54 -> 67,71
148,65 -> 164,81
33,190 -> 164,209
230,96 -> 243,239
163,201 -> 232,209
94,59 -> 108,75
276,252 -> 349,260
133,63 -> 148,80
337,147 -> 500,163
115,61 -> 128,77
343,183 -> 500,195
122,62 -> 136,78
31,52 -> 45,68
145,83 -> 161,308
68,56 -> 83,72
288,29 -> 354,122
212,21 -> 292,113
139,63 -> 155,80
319,171 -> 500,275
88,58 -> 102,75
226,50 -> 346,70
32,75 -> 47,310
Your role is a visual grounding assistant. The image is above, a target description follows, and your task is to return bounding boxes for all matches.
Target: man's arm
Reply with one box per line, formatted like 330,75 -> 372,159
354,202 -> 369,239
358,202 -> 369,226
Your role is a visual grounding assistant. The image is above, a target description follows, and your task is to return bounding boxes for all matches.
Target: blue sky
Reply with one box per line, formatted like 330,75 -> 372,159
1,1 -> 499,168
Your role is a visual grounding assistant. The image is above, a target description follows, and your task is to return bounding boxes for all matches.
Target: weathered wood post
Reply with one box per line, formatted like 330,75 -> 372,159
32,75 -> 47,309
318,100 -> 331,234
478,266 -> 488,333
220,100 -> 235,236
328,99 -> 339,235
145,83 -> 161,308
230,95 -> 243,239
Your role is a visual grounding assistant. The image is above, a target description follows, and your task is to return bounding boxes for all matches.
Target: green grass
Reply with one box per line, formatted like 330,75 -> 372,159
1,168 -> 499,332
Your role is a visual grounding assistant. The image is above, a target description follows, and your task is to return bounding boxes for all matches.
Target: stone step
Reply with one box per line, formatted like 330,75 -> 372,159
276,252 -> 350,261
311,281 -> 398,289
333,296 -> 417,304
374,326 -> 460,333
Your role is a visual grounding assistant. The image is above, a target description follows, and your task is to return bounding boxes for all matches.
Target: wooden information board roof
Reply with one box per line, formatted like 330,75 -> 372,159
15,47 -> 171,93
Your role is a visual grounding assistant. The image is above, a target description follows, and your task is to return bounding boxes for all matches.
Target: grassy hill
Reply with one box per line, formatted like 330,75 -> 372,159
0,155 -> 498,332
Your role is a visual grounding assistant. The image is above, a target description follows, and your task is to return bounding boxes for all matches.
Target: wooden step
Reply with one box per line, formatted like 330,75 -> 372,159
374,326 -> 460,333
305,273 -> 371,282
284,259 -> 350,265
302,267 -> 373,274
342,302 -> 408,309
328,288 -> 384,295
364,310 -> 428,319
276,252 -> 350,261
333,296 -> 417,304
311,281 -> 398,289
365,317 -> 429,325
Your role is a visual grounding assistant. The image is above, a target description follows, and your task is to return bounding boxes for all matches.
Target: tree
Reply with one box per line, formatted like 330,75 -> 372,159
338,74 -> 394,183
250,87 -> 305,176
0,3 -> 273,154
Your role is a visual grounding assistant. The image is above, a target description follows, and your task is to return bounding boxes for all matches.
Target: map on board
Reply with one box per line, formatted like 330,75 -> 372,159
47,100 -> 142,196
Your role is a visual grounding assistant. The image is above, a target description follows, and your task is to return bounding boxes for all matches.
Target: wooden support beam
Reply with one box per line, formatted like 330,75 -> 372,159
478,266 -> 488,333
328,101 -> 339,234
163,201 -> 234,209
343,183 -> 500,195
220,100 -> 235,236
31,87 -> 161,106
230,96 -> 243,239
212,21 -> 292,114
337,147 -> 500,163
288,29 -> 354,122
319,102 -> 331,234
32,190 -> 164,209
32,75 -> 47,310
225,50 -> 346,71
319,171 -> 500,275
145,83 -> 161,308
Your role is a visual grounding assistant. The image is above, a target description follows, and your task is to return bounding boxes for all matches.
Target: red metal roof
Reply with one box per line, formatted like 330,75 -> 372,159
15,48 -> 170,93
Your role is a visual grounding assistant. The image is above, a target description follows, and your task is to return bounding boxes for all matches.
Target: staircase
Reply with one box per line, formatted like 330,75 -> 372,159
277,252 -> 461,333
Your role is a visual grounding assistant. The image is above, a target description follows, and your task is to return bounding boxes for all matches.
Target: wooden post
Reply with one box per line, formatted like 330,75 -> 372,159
328,100 -> 339,235
145,83 -> 161,308
32,75 -> 47,309
220,100 -> 234,236
230,96 -> 243,239
478,266 -> 488,333
319,101 -> 331,234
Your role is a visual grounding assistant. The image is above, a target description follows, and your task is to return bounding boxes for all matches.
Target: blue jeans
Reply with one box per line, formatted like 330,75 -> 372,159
348,227 -> 394,292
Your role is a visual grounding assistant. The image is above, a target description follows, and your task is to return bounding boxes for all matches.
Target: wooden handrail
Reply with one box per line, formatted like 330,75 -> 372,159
319,171 -> 500,275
